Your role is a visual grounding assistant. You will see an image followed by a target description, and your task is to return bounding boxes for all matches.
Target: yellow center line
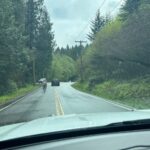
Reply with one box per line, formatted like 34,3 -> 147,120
54,89 -> 64,116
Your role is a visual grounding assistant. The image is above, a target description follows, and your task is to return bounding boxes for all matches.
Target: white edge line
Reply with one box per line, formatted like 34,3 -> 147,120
100,98 -> 135,111
0,96 -> 25,112
0,88 -> 41,112
71,85 -> 134,111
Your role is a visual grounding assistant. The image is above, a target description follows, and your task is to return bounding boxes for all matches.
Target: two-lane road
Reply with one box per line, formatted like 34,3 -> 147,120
0,82 -> 130,126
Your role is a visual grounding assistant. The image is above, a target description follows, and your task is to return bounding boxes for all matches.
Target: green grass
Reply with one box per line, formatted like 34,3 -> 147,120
0,85 -> 39,105
72,78 -> 150,109
73,82 -> 90,93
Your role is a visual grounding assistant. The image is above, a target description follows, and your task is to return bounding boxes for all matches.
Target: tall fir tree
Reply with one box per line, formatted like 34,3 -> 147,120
87,10 -> 105,42
35,7 -> 55,79
120,0 -> 141,20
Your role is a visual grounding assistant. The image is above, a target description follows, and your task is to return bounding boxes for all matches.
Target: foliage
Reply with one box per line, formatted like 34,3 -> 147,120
0,85 -> 39,104
35,7 -> 54,80
55,44 -> 86,61
0,0 -> 54,95
25,0 -> 55,81
82,2 -> 150,82
72,82 -> 89,93
120,0 -> 141,20
51,54 -> 77,81
87,10 -> 106,42
83,19 -> 123,81
73,0 -> 150,109
73,77 -> 150,109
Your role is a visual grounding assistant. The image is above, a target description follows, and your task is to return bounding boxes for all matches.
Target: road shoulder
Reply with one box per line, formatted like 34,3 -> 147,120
0,87 -> 41,112
71,83 -> 134,111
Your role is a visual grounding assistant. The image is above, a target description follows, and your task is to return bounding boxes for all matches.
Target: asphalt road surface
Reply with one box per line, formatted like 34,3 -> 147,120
0,82 -> 130,126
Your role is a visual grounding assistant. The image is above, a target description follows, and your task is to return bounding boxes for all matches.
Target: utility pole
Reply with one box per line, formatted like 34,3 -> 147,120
75,40 -> 87,82
33,56 -> 36,84
27,0 -> 36,84
30,49 -> 36,84
75,40 -> 87,46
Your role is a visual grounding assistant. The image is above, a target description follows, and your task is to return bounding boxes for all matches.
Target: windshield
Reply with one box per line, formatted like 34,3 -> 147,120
0,0 -> 150,140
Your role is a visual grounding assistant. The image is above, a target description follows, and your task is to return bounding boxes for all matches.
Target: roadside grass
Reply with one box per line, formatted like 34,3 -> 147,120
73,82 -> 90,93
72,78 -> 150,109
0,85 -> 39,105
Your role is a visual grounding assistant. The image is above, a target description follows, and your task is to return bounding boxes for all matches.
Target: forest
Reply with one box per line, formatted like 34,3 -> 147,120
55,0 -> 150,108
56,0 -> 150,83
83,0 -> 150,83
0,0 -> 54,95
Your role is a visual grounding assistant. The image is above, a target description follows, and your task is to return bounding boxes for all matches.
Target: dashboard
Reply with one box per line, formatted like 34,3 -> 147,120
13,130 -> 150,150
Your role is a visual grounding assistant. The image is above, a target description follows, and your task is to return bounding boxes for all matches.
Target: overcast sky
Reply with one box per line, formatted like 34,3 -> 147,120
44,0 -> 124,47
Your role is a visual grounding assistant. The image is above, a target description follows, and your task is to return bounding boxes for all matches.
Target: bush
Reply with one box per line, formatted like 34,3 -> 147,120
72,82 -> 89,92
7,80 -> 17,92
73,77 -> 150,109
0,80 -> 18,95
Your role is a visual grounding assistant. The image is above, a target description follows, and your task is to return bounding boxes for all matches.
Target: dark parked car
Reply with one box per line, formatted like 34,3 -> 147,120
51,79 -> 60,86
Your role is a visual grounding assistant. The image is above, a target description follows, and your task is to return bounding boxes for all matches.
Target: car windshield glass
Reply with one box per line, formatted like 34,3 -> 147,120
0,0 -> 150,141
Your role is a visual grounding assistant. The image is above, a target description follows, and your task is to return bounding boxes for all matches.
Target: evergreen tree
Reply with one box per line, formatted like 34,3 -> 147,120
120,0 -> 141,20
87,10 -> 105,42
0,0 -> 54,94
0,0 -> 28,93
105,13 -> 112,24
35,7 -> 54,79
25,0 -> 54,82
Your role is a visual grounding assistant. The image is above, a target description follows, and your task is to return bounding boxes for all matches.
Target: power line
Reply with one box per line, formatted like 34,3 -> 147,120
74,0 -> 123,43
74,0 -> 107,41
75,40 -> 87,46
74,0 -> 123,82
111,0 -> 124,14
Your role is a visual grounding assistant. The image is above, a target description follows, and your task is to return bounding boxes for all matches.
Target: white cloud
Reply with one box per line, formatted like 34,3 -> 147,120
44,0 -> 124,47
